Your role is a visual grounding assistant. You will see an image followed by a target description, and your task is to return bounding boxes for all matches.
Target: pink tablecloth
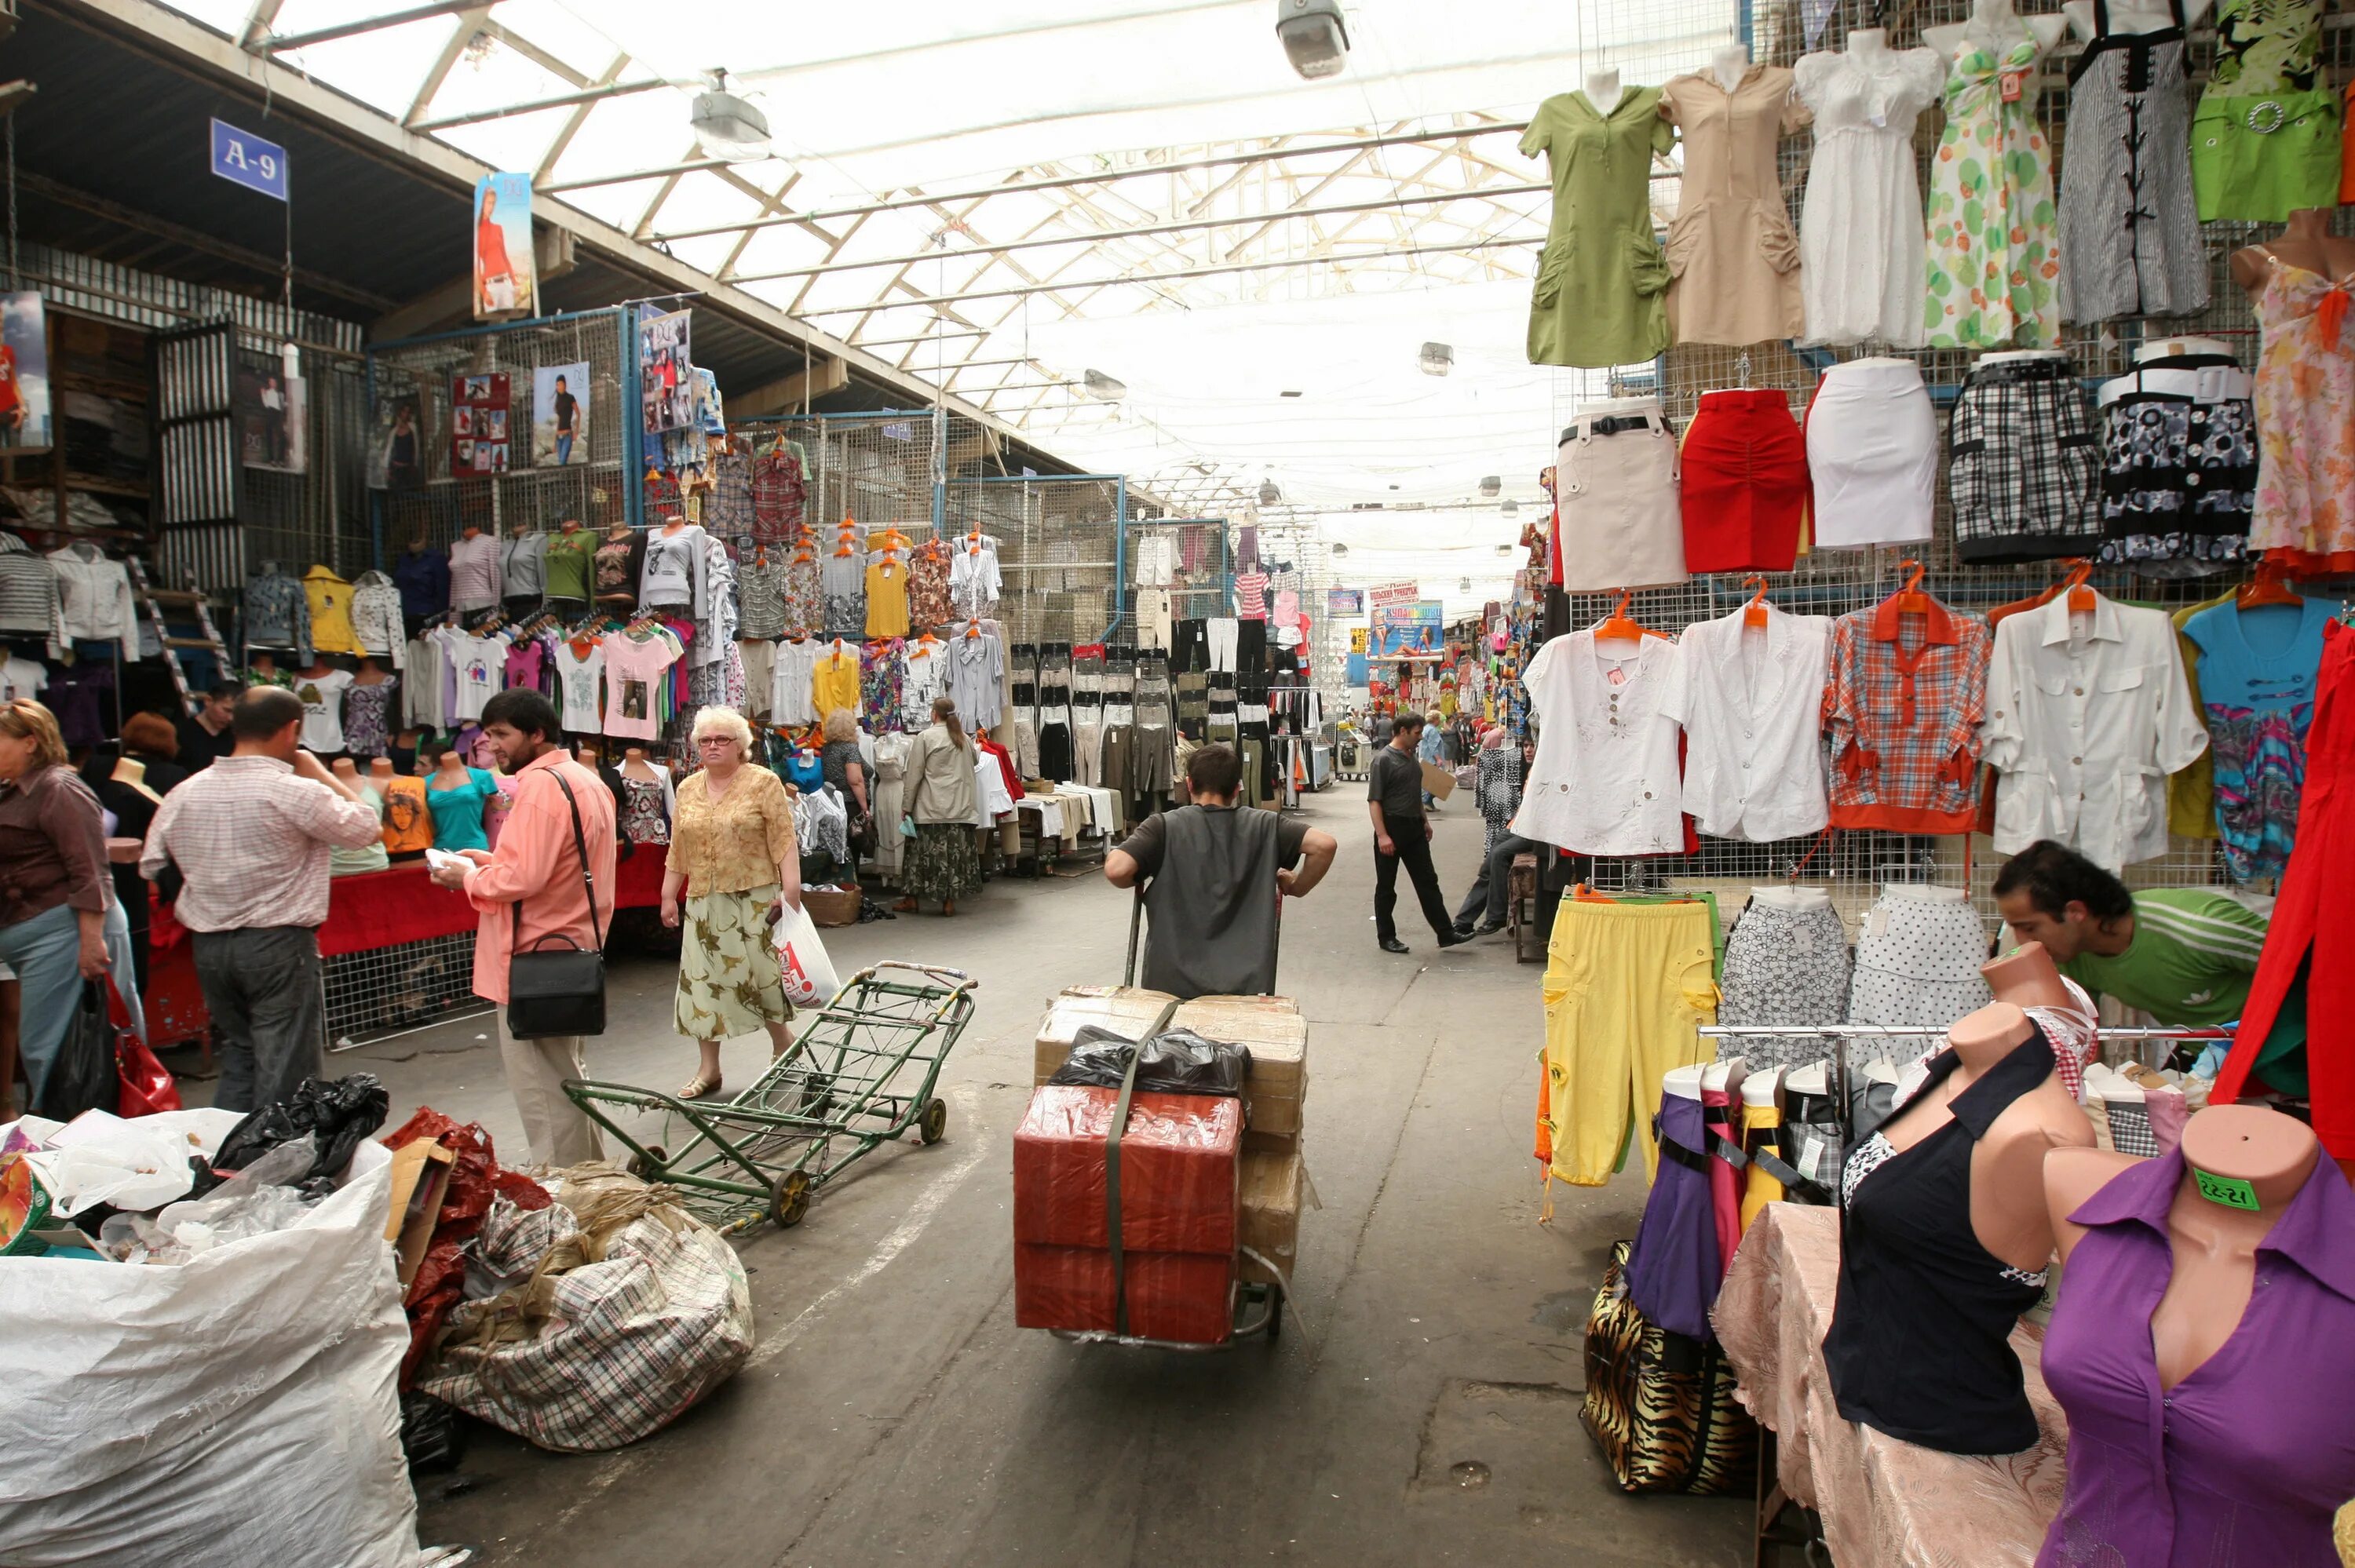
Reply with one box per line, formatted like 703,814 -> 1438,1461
1711,1203 -> 2070,1568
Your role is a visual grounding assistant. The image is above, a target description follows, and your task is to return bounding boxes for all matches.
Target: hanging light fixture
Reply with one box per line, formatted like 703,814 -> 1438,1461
1330,542 -> 1349,557
1274,0 -> 1351,79
1478,475 -> 1501,498
1501,498 -> 1520,516
1258,478 -> 1282,506
1418,341 -> 1454,377
1083,370 -> 1126,401
690,71 -> 772,161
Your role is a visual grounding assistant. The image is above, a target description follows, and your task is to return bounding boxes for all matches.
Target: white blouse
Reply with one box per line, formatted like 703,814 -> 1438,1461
1510,628 -> 1689,856
1671,605 -> 1835,842
1981,594 -> 2208,872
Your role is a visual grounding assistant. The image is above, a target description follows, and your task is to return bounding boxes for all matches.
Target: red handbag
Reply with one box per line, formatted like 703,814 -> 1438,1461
107,982 -> 183,1118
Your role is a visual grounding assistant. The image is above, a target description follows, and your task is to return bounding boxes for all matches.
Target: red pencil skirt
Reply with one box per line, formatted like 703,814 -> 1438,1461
1679,389 -> 1807,574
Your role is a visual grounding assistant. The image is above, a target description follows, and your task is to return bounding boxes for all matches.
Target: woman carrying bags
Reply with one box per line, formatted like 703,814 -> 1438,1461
662,706 -> 801,1100
897,695 -> 980,917
0,700 -> 111,1115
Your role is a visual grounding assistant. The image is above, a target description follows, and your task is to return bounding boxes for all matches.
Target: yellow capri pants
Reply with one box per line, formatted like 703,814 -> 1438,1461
1539,899 -> 1720,1188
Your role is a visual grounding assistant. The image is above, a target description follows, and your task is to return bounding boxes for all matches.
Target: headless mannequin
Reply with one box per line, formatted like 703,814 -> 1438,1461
1709,42 -> 1751,94
1585,66 -> 1624,115
2046,1105 -> 2321,1387
1750,883 -> 1830,911
1875,1000 -> 2094,1273
331,757 -> 363,788
1847,25 -> 1889,61
1924,0 -> 2067,60
354,656 -> 389,687
1984,939 -> 2076,1012
2230,206 -> 2355,296
367,757 -> 397,789
2062,0 -> 2211,37
429,748 -> 473,790
2134,334 -> 2234,363
620,746 -> 659,783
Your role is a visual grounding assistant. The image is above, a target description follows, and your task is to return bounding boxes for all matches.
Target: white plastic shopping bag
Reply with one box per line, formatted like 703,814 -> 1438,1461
775,899 -> 841,1008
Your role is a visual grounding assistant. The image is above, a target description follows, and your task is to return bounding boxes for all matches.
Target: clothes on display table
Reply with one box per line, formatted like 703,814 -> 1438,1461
2251,251 -> 2355,573
1793,43 -> 1944,347
1948,356 -> 2105,564
2215,619 -> 2353,1154
1513,629 -> 1689,856
1846,883 -> 1994,1027
1679,391 -> 1806,574
2191,0 -> 2340,221
1923,30 -> 2060,348
1660,66 -> 1806,348
1674,604 -> 1834,842
2097,354 -> 2257,574
1825,1026 -> 2057,1456
2182,596 -> 2334,880
1539,898 -> 1718,1188
1717,892 -> 1853,1071
447,531 -> 500,612
1521,87 -> 1674,369
2058,0 -> 2209,323
1824,593 -> 1990,833
1983,593 -> 2207,869
1555,405 -> 1685,591
1806,359 -> 1937,547
2038,1148 -> 2355,1568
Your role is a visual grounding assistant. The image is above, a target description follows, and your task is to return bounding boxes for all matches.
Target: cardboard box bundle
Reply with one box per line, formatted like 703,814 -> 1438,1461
1031,986 -> 1309,1293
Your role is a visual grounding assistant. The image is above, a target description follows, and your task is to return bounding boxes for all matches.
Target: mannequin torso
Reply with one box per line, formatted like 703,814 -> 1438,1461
1585,67 -> 1624,115
2061,0 -> 2211,37
1711,43 -> 1751,96
1924,0 -> 2067,60
2135,334 -> 2233,363
2230,207 -> 2355,295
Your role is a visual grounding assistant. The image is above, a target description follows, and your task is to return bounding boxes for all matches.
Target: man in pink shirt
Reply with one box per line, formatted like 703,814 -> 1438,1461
429,688 -> 615,1164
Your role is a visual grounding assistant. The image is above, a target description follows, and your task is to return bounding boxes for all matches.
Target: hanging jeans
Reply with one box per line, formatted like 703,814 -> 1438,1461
0,903 -> 85,1107
1540,899 -> 1719,1188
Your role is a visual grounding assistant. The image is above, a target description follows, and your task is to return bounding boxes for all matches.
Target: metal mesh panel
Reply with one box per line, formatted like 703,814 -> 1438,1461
958,475 -> 1125,642
785,411 -> 944,536
1119,514 -> 1233,644
1543,0 -> 2355,932
234,345 -> 374,582
366,311 -> 633,567
323,930 -> 487,1045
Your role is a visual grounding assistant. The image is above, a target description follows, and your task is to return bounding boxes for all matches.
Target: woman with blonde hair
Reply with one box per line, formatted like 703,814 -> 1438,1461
0,700 -> 109,1114
818,707 -> 871,877
661,706 -> 800,1099
896,695 -> 980,916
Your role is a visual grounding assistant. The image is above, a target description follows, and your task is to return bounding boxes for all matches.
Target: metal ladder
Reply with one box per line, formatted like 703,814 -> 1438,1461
126,556 -> 231,717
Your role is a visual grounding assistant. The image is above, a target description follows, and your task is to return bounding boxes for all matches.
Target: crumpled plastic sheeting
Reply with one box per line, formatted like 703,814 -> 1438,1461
0,1140 -> 423,1568
380,1109 -> 552,1389
418,1165 -> 753,1453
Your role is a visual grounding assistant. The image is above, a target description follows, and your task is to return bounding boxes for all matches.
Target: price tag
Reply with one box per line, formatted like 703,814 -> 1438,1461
2193,1168 -> 2261,1211
1999,70 -> 2025,103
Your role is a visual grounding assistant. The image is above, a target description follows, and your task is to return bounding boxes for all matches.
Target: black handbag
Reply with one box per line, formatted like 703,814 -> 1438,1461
35,979 -> 119,1121
506,771 -> 607,1039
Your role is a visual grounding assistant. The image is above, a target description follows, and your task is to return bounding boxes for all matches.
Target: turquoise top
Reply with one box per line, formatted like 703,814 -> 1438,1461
425,766 -> 500,852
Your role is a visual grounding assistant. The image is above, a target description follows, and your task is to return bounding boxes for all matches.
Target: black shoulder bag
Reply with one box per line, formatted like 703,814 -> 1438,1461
507,771 -> 607,1039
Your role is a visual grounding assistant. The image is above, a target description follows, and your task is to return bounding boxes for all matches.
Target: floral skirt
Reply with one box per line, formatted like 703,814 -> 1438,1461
674,884 -> 792,1041
902,821 -> 980,903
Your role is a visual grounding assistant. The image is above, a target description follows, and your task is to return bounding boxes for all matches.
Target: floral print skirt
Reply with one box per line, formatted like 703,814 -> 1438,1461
674,884 -> 792,1041
902,821 -> 980,903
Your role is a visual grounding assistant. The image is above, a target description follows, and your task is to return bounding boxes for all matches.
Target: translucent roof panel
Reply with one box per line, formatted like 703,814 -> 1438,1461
185,0 -> 1740,509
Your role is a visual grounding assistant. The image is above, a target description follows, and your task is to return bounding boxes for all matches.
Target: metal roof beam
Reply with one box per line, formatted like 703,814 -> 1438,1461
254,0 -> 497,53
647,122 -> 1531,243
402,6 -> 496,127
730,182 -> 1543,284
541,157 -> 734,193
411,76 -> 671,133
535,53 -> 630,181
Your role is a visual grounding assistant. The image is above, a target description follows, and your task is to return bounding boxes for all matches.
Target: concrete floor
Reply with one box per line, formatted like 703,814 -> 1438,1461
358,785 -> 1748,1567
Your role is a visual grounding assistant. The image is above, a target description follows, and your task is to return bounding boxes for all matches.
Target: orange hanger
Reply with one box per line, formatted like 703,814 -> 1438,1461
964,619 -> 983,640
2237,556 -> 2302,610
1595,589 -> 1659,643
2057,556 -> 2098,613
1740,575 -> 1771,629
1887,559 -> 1932,617
834,538 -> 857,557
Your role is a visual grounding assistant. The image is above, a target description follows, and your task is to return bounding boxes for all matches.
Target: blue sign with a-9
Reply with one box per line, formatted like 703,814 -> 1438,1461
210,119 -> 289,201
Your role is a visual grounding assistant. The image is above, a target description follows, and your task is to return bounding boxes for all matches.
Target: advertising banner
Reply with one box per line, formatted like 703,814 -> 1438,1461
1326,587 -> 1364,615
1366,581 -> 1420,609
472,172 -> 535,319
1370,600 -> 1445,659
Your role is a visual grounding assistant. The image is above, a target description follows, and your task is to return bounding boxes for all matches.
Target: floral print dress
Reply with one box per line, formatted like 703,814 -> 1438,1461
1923,34 -> 2060,348
2251,254 -> 2355,572
862,639 -> 906,732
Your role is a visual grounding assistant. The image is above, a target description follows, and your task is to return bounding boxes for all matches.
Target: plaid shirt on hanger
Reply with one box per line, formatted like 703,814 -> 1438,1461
750,444 -> 807,542
1822,594 -> 1991,835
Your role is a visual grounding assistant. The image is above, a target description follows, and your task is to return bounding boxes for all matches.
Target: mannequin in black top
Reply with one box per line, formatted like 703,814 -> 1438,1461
1822,999 -> 2092,1453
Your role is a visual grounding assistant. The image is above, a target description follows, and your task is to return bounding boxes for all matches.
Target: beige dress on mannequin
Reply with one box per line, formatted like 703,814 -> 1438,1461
1662,66 -> 1809,345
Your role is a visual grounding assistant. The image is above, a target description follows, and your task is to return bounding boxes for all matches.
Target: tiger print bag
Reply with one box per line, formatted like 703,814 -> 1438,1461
1579,1239 -> 1758,1495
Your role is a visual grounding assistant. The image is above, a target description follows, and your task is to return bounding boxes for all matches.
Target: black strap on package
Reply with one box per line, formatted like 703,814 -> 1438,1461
1099,999 -> 1183,1340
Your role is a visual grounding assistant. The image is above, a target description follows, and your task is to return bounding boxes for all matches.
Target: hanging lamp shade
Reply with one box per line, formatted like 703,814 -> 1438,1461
1418,342 -> 1454,376
1258,479 -> 1282,506
691,73 -> 771,160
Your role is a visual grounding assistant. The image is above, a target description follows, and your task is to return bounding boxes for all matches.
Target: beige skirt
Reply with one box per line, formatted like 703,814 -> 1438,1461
1556,403 -> 1687,592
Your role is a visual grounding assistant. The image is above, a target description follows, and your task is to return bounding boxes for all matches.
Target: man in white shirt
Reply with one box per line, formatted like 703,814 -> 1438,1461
140,687 -> 383,1110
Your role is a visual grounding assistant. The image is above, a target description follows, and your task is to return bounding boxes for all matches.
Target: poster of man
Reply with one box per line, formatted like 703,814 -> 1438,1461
0,294 -> 53,452
235,363 -> 307,472
472,172 -> 536,320
637,308 -> 692,432
532,362 -> 588,465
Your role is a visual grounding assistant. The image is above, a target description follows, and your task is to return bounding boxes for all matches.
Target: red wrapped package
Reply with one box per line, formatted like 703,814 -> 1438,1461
1013,1085 -> 1240,1254
381,1108 -> 551,1387
1013,1085 -> 1240,1343
1015,1245 -> 1235,1344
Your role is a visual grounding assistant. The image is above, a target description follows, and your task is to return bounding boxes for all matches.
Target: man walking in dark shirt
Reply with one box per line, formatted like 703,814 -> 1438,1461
1369,713 -> 1466,955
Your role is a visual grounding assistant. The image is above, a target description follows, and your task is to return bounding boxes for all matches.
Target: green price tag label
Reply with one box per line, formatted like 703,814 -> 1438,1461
2193,1168 -> 2261,1212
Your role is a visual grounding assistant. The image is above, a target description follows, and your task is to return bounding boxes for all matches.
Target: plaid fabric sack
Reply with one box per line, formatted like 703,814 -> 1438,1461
1580,1239 -> 1758,1495
418,1169 -> 754,1453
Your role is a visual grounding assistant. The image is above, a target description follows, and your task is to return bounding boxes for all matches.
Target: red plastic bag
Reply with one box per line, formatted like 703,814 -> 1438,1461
115,1030 -> 183,1118
381,1107 -> 551,1386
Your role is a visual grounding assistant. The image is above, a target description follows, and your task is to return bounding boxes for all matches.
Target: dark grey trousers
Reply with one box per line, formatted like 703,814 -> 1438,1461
192,925 -> 327,1113
1455,833 -> 1539,929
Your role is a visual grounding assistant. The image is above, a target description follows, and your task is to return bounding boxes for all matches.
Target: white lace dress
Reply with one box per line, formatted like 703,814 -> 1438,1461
1793,46 -> 1948,347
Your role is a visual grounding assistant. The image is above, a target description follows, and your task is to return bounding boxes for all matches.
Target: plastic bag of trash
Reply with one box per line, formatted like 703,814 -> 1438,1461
1049,1025 -> 1253,1099
210,1074 -> 390,1191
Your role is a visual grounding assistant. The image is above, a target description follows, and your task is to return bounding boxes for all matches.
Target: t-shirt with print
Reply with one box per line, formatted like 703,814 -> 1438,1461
601,633 -> 675,741
447,632 -> 509,724
1368,742 -> 1423,821
295,668 -> 355,753
1235,571 -> 1270,620
0,655 -> 45,704
2182,596 -> 2336,881
557,641 -> 605,733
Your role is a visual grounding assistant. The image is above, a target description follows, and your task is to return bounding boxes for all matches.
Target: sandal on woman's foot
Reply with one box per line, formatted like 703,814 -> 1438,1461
678,1074 -> 724,1100
940,899 -> 955,917
893,896 -> 919,913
